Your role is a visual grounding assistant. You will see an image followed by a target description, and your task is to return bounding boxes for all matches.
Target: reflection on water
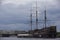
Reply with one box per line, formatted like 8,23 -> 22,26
0,37 -> 60,40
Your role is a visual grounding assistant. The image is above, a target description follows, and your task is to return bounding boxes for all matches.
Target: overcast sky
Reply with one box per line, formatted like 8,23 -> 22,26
0,0 -> 60,32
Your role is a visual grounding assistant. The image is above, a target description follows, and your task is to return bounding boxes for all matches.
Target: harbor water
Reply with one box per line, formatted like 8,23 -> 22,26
0,37 -> 60,40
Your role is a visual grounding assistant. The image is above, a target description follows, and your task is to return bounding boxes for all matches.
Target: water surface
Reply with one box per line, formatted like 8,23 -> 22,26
0,37 -> 60,40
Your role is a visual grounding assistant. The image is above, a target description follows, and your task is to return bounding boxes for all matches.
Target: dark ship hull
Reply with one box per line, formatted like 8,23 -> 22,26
17,26 -> 56,38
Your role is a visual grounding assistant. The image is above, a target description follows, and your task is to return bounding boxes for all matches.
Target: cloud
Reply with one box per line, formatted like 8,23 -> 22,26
2,0 -> 35,5
0,23 -> 30,30
0,0 -> 60,31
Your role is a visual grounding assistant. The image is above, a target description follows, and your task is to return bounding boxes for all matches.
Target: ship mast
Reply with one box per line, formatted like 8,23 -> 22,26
36,0 -> 38,29
30,11 -> 32,30
44,10 -> 47,28
44,0 -> 47,28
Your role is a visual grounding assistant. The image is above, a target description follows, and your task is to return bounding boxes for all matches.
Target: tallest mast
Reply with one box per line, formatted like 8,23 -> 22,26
44,0 -> 47,28
36,0 -> 38,29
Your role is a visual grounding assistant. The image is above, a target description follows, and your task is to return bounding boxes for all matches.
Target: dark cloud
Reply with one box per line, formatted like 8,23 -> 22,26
0,0 -> 60,31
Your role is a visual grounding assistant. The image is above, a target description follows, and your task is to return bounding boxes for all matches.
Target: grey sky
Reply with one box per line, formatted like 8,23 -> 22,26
0,0 -> 60,32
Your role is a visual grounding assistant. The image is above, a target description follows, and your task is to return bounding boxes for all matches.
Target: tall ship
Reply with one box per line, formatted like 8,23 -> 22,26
0,0 -> 57,38
17,0 -> 57,38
